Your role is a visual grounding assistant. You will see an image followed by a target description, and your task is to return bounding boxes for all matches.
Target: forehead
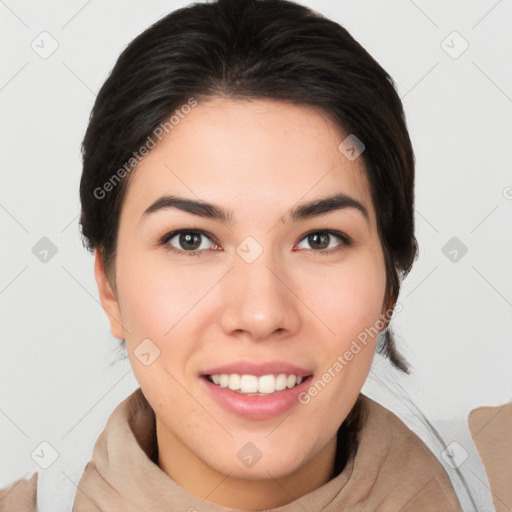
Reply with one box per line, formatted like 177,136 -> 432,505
121,97 -> 375,225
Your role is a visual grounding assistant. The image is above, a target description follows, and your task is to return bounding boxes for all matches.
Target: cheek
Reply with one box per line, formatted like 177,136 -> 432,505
312,249 -> 387,344
116,272 -> 170,339
114,257 -> 203,402
114,248 -> 225,389
115,249 -> 209,339
301,247 -> 387,401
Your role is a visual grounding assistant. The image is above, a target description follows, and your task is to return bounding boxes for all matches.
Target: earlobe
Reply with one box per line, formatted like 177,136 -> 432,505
379,296 -> 396,333
93,249 -> 125,339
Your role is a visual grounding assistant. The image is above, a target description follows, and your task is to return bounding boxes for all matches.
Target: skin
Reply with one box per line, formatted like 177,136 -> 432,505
95,97 -> 391,509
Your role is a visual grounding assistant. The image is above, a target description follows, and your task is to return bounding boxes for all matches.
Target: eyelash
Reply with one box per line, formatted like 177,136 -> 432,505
158,229 -> 352,257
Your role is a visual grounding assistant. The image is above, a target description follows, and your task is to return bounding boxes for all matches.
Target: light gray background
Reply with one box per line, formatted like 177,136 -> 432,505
1,0 -> 511,509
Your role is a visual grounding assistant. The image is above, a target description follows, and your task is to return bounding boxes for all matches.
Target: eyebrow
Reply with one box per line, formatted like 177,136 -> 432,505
142,193 -> 369,224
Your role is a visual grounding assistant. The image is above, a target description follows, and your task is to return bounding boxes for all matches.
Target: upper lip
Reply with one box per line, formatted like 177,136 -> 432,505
201,360 -> 313,378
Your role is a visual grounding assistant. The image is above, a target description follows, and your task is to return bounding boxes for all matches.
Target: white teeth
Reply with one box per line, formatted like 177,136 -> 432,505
240,375 -> 258,393
286,375 -> 297,388
258,374 -> 275,394
227,373 -> 241,391
208,373 -> 306,394
275,373 -> 287,391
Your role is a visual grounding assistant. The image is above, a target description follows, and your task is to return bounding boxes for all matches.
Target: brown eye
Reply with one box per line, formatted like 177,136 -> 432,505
307,232 -> 330,250
179,232 -> 202,250
296,230 -> 351,254
162,230 -> 218,254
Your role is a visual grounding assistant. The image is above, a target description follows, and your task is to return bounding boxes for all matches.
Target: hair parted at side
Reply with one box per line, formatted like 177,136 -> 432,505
80,0 -> 418,376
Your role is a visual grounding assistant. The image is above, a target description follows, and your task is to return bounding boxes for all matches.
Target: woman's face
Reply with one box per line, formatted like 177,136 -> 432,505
96,97 -> 388,483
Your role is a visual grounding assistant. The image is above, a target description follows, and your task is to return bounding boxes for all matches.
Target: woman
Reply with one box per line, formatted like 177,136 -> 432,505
1,0 -> 507,510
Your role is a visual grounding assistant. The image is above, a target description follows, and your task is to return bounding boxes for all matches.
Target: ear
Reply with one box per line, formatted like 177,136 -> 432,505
94,249 -> 125,339
379,295 -> 396,333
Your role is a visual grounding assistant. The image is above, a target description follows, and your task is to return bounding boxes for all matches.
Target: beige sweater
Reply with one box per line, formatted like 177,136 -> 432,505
4,387 -> 499,511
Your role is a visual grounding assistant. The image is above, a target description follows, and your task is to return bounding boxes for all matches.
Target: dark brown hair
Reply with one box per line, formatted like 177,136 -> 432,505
79,0 -> 418,469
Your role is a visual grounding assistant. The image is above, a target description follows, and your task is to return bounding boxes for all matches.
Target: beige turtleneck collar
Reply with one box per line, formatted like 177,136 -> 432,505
67,387 -> 461,511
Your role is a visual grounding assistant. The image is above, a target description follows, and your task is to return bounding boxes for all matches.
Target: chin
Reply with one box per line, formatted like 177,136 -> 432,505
202,435 -> 317,480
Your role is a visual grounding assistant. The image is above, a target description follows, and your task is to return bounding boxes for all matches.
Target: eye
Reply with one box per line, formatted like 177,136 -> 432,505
160,230 -> 219,256
159,229 -> 352,257
295,230 -> 352,255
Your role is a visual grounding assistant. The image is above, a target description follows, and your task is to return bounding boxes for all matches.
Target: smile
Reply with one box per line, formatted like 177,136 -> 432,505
206,373 -> 305,395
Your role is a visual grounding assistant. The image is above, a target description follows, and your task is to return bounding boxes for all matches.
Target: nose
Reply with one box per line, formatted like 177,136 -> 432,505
219,248 -> 302,342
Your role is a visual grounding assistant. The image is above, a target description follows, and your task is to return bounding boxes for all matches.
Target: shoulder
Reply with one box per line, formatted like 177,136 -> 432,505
355,395 -> 463,511
0,473 -> 38,512
468,401 -> 512,512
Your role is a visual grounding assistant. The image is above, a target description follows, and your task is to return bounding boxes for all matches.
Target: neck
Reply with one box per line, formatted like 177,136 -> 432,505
156,420 -> 338,509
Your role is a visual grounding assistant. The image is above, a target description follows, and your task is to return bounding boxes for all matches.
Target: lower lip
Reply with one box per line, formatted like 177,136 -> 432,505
201,376 -> 312,420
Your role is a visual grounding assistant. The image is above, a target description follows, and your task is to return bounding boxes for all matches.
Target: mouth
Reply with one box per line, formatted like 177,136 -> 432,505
200,369 -> 313,420
203,373 -> 311,396
199,360 -> 314,419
